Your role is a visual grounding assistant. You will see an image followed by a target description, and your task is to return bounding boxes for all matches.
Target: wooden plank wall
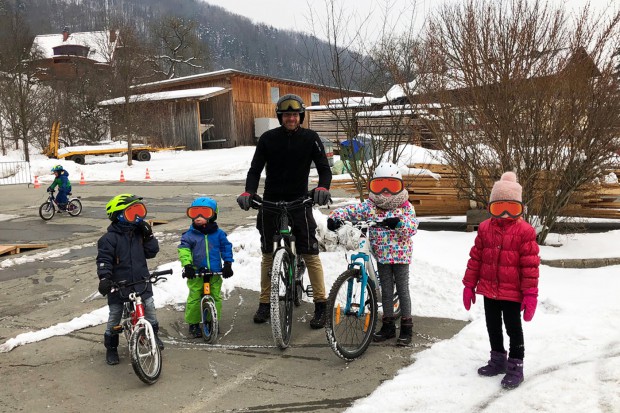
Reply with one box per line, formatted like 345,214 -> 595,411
331,163 -> 620,218
231,76 -> 343,145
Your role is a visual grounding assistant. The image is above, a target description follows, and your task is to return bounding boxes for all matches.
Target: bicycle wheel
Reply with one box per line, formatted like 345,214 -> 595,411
129,325 -> 162,385
270,248 -> 294,349
201,297 -> 219,344
67,198 -> 82,216
39,202 -> 55,220
325,269 -> 378,361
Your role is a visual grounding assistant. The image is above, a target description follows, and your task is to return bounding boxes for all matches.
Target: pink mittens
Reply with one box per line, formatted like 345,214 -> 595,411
521,295 -> 538,322
463,287 -> 476,311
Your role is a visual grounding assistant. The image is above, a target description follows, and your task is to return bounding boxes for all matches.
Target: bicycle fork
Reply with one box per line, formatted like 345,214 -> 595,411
128,293 -> 159,356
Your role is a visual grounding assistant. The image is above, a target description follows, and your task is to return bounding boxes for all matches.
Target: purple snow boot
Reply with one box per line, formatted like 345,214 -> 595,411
501,358 -> 524,389
477,351 -> 507,376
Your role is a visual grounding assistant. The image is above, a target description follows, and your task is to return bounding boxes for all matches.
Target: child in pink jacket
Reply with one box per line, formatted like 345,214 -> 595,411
462,171 -> 540,390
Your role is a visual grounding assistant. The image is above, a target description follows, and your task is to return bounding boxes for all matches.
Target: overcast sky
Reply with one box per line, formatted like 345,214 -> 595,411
201,0 -> 618,41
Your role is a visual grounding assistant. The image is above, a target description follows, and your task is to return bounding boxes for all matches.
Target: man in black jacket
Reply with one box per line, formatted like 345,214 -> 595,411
237,94 -> 332,328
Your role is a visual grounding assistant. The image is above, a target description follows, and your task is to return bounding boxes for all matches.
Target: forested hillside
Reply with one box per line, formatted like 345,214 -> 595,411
7,0 -> 341,85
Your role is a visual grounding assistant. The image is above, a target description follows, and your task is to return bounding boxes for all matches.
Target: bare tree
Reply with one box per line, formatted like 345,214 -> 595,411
150,16 -> 210,79
421,0 -> 620,243
0,4 -> 51,161
304,0 -> 421,199
103,23 -> 160,166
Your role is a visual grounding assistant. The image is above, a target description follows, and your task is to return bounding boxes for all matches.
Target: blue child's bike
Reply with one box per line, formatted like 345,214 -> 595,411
325,219 -> 401,361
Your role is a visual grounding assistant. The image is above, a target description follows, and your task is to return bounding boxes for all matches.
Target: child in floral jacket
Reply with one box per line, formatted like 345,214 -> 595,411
327,162 -> 419,345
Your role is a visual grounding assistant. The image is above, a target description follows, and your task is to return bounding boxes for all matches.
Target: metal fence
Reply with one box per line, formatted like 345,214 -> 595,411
0,161 -> 32,186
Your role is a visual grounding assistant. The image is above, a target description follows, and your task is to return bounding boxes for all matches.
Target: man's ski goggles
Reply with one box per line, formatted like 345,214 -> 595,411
276,98 -> 303,112
124,202 -> 147,222
488,200 -> 524,218
187,206 -> 216,220
368,177 -> 404,195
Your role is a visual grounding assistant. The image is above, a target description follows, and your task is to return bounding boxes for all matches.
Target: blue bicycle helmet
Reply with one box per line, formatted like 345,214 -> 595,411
51,165 -> 64,173
189,197 -> 218,222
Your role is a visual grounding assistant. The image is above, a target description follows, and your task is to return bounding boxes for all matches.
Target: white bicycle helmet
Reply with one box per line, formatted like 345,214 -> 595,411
372,162 -> 402,180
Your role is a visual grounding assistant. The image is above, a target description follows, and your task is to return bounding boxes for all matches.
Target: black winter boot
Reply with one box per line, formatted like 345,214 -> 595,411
373,317 -> 396,342
253,303 -> 270,323
396,317 -> 413,346
104,333 -> 119,365
309,301 -> 326,329
188,323 -> 202,338
152,324 -> 164,350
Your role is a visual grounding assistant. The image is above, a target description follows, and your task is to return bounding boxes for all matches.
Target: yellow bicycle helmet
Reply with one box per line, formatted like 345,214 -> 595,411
106,193 -> 143,221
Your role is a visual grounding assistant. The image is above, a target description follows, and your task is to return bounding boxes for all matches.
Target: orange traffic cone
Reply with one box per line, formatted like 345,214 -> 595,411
145,168 -> 151,179
80,172 -> 86,185
33,175 -> 40,188
120,170 -> 125,183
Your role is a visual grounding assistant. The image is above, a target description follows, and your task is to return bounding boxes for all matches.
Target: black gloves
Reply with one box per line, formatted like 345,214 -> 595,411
237,192 -> 254,211
47,187 -> 53,192
183,265 -> 196,279
136,220 -> 153,241
222,262 -> 234,279
383,217 -> 400,229
312,187 -> 331,206
98,278 -> 114,296
327,218 -> 344,231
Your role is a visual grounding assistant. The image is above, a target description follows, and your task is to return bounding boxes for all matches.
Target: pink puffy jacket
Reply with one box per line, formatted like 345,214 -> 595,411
463,217 -> 540,302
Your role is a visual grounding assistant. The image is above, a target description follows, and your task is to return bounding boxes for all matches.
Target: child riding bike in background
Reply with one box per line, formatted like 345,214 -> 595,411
47,165 -> 71,210
178,197 -> 234,338
96,194 -> 162,365
327,162 -> 419,346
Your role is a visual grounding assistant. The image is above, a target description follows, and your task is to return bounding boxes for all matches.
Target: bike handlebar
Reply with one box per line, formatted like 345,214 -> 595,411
111,269 -> 172,297
251,196 -> 314,211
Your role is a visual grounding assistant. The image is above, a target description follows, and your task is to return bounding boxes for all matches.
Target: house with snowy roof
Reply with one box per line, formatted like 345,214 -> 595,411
30,27 -> 119,80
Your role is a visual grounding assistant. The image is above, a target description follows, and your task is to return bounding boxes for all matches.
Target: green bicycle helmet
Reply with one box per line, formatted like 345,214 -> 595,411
106,193 -> 143,221
51,165 -> 64,172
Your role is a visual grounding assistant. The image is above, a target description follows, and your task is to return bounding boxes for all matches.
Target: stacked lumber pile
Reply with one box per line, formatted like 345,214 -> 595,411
330,164 -> 620,218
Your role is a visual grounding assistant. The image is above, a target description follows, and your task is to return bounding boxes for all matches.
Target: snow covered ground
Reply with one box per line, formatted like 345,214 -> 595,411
1,146 -> 619,412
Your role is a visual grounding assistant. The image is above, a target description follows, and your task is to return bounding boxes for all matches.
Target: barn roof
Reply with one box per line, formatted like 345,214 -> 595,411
98,86 -> 229,106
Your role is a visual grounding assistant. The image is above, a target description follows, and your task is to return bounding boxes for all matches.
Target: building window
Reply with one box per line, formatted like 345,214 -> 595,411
271,87 -> 280,103
311,92 -> 320,105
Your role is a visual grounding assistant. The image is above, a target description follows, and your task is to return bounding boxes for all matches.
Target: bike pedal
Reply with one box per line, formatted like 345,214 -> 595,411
111,325 -> 124,334
305,285 -> 314,298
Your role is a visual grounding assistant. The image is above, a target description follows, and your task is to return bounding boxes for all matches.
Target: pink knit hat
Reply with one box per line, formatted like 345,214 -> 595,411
490,172 -> 522,202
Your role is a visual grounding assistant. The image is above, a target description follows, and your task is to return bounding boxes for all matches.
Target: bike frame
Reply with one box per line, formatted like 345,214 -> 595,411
123,292 -> 159,357
345,224 -> 379,317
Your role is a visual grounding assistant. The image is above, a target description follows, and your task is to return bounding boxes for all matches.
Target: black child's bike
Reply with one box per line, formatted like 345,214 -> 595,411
252,196 -> 314,349
39,188 -> 82,220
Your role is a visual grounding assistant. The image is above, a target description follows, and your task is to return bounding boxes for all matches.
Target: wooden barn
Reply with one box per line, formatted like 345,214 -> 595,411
100,69 -> 368,150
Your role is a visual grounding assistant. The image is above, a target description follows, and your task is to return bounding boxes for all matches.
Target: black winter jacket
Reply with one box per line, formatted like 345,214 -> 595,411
96,222 -> 159,305
245,126 -> 332,201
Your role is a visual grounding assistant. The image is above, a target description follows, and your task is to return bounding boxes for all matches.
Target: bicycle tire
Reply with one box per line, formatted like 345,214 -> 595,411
39,202 -> 55,220
67,198 -> 82,216
325,269 -> 378,361
129,325 -> 162,385
270,248 -> 294,349
201,297 -> 219,344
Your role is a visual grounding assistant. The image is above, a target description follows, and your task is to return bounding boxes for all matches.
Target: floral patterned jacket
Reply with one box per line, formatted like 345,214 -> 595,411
329,199 -> 419,264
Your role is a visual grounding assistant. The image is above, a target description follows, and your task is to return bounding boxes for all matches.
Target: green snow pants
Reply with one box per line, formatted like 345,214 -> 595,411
185,274 -> 223,324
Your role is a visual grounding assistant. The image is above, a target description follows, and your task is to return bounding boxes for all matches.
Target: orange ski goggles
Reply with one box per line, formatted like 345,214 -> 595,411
488,200 -> 524,218
187,206 -> 216,220
368,177 -> 404,195
123,202 -> 147,222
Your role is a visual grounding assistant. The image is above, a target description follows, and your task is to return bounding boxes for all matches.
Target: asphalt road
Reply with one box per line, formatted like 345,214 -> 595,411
0,181 -> 467,413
